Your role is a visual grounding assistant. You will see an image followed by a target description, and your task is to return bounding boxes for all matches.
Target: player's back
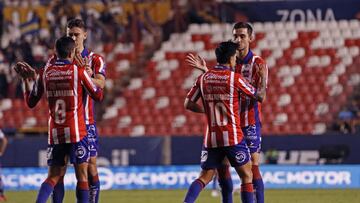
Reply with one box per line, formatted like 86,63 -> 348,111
200,67 -> 255,148
44,60 -> 87,144
46,50 -> 106,125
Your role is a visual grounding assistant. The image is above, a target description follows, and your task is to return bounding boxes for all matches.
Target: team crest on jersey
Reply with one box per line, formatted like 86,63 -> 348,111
76,146 -> 87,159
241,64 -> 252,81
235,151 -> 247,164
201,151 -> 208,162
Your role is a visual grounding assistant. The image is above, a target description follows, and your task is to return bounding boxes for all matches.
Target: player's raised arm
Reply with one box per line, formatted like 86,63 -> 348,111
90,54 -> 106,88
236,73 -> 265,103
23,74 -> 44,108
79,66 -> 103,101
254,63 -> 268,102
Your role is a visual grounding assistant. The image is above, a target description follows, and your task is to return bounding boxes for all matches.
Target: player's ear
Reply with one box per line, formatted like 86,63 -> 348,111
249,35 -> 254,42
247,22 -> 255,42
83,31 -> 87,40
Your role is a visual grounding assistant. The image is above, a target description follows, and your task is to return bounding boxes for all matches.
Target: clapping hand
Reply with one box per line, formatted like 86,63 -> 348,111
186,53 -> 208,72
74,51 -> 93,76
13,61 -> 36,80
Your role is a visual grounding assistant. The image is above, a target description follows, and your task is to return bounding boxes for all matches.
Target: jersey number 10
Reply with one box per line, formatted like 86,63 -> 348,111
208,102 -> 228,127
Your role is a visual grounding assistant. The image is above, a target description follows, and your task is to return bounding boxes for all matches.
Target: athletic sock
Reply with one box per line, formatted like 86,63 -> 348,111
36,178 -> 56,203
217,165 -> 233,203
252,165 -> 264,203
89,174 -> 100,203
241,183 -> 254,203
52,176 -> 65,203
183,179 -> 206,203
76,181 -> 89,203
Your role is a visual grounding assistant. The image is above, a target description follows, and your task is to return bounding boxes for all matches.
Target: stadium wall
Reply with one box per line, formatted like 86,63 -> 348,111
2,135 -> 360,167
222,0 -> 359,22
2,165 -> 360,190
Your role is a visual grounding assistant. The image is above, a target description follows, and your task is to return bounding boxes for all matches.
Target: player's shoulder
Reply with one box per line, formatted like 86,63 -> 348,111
252,53 -> 266,65
72,63 -> 84,71
89,51 -> 104,60
0,129 -> 5,138
47,54 -> 57,63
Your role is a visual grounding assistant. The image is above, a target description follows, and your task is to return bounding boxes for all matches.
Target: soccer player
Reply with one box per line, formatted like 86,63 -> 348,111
43,19 -> 106,203
16,18 -> 106,202
187,22 -> 268,203
0,129 -> 8,202
18,36 -> 103,203
183,41 -> 266,203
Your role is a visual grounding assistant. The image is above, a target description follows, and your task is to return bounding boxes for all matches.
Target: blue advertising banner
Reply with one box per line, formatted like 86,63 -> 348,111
223,0 -> 359,22
2,135 -> 360,167
2,165 -> 360,191
171,135 -> 360,165
2,137 -> 164,167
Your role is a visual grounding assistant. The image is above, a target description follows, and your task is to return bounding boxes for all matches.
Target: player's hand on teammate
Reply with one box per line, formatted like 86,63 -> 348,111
255,63 -> 267,81
255,63 -> 267,101
186,53 -> 208,72
13,61 -> 36,80
75,51 -> 93,76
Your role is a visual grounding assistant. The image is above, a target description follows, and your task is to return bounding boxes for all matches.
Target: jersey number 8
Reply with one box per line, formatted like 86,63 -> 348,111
55,99 -> 66,124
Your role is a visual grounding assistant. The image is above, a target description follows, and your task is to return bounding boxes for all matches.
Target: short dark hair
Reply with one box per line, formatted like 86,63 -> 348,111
233,22 -> 253,37
55,36 -> 76,59
67,18 -> 87,30
215,41 -> 238,64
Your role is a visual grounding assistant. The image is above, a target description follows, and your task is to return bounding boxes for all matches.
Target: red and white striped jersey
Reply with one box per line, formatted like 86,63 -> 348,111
81,49 -> 106,125
45,49 -> 106,124
235,51 -> 268,127
24,59 -> 103,144
186,66 -> 257,148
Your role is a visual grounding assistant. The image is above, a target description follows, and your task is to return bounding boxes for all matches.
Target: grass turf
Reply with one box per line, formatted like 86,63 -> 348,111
3,189 -> 360,203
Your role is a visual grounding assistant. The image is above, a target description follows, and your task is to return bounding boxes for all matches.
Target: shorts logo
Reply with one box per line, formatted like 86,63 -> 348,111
76,146 -> 87,159
47,147 -> 53,159
235,151 -> 247,164
201,151 -> 208,162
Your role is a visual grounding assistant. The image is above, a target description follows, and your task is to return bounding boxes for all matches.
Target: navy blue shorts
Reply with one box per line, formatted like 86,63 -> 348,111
86,124 -> 99,157
242,124 -> 262,153
200,139 -> 251,170
47,137 -> 90,166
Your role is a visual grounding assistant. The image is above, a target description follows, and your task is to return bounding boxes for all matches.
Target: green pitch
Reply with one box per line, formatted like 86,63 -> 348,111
4,189 -> 360,203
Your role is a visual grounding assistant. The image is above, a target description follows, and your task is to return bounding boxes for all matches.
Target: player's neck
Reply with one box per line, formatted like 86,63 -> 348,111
77,46 -> 85,54
58,57 -> 72,62
238,48 -> 249,60
219,63 -> 231,67
216,63 -> 232,70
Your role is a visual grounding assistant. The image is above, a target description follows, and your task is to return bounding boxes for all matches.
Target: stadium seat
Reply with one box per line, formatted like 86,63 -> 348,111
4,20 -> 357,137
